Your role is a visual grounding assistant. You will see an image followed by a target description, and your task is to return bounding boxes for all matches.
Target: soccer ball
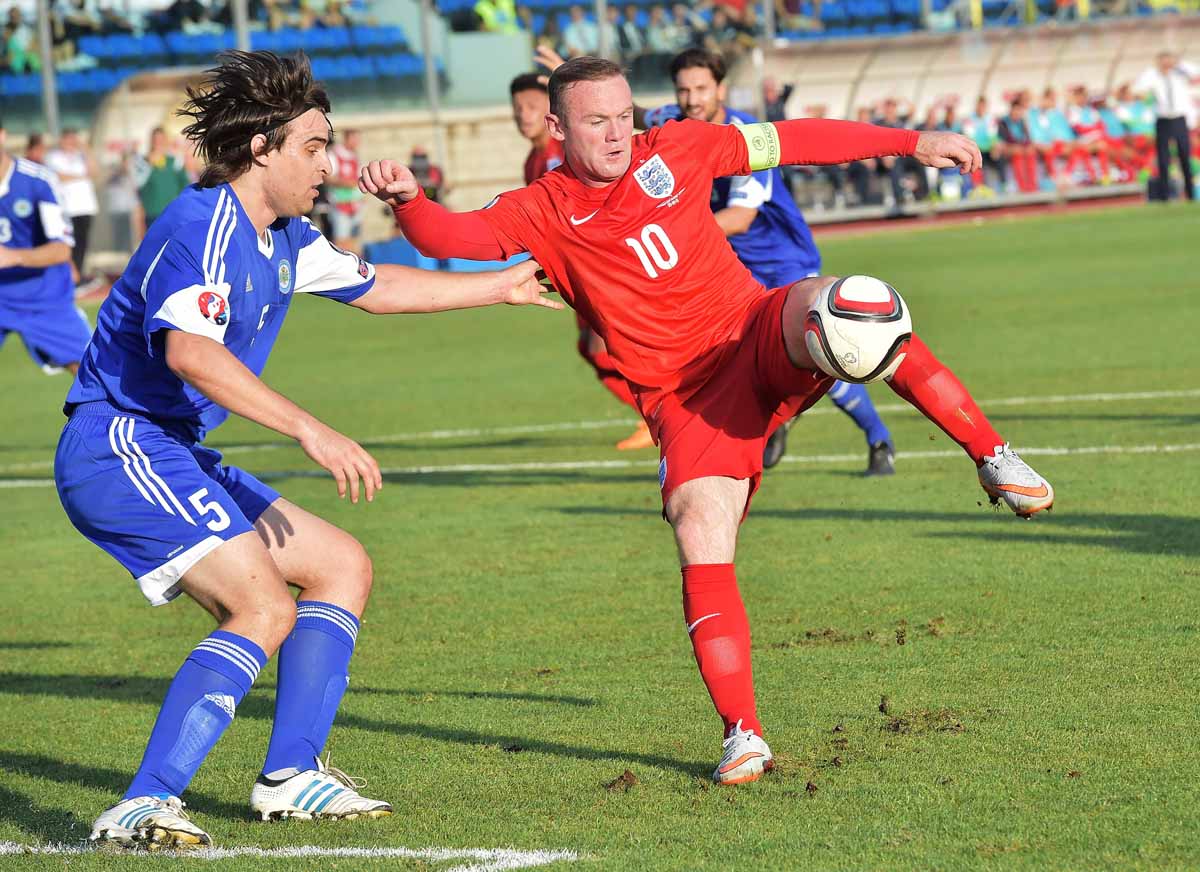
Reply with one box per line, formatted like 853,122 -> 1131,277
803,276 -> 912,383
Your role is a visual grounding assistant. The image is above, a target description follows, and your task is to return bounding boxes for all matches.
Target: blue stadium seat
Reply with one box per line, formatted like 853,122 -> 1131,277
363,237 -> 442,271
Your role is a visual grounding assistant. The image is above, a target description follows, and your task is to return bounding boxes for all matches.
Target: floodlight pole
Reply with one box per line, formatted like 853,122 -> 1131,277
418,0 -> 448,172
231,0 -> 251,51
36,0 -> 60,139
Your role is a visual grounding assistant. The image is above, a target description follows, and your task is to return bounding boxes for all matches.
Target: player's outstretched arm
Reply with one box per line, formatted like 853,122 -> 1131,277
0,241 -> 71,270
164,331 -> 382,504
353,259 -> 562,314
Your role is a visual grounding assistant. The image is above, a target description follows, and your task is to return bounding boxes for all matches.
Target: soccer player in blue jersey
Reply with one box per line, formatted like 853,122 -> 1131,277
54,52 -> 559,850
640,49 -> 896,476
0,119 -> 92,375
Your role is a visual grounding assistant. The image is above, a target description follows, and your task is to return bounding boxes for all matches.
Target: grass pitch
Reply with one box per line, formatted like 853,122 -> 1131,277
1,203 -> 1197,870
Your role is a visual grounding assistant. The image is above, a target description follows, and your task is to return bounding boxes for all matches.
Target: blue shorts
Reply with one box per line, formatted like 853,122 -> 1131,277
54,401 -> 281,606
0,301 -> 92,368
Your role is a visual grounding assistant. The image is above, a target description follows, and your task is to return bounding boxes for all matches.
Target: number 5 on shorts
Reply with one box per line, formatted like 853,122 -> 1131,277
188,488 -> 232,532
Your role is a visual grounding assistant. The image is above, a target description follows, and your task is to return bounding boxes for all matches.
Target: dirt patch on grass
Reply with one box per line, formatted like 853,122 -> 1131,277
605,769 -> 638,792
883,708 -> 965,735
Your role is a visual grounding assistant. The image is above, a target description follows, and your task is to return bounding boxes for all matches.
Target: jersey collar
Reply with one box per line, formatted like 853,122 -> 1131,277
0,156 -> 14,199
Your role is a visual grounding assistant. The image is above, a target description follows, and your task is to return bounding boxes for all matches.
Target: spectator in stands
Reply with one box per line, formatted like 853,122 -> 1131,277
327,129 -> 366,254
98,1 -> 135,34
562,5 -> 598,57
54,0 -> 103,47
599,6 -> 622,61
5,7 -> 41,74
409,146 -> 445,203
763,76 -> 793,123
25,133 -> 48,164
1113,82 -> 1157,176
671,2 -> 706,48
846,105 -> 879,204
619,5 -> 646,60
876,97 -> 928,205
998,96 -> 1039,193
803,103 -> 846,210
1027,87 -> 1076,184
536,12 -> 563,54
704,6 -> 742,55
963,95 -> 1005,192
474,0 -> 520,34
645,6 -> 684,54
134,127 -> 191,231
1136,51 -> 1198,201
106,145 -> 139,252
1065,84 -> 1113,184
44,128 -> 100,284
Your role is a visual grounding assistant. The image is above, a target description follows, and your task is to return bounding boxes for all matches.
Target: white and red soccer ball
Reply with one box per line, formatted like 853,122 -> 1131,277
804,276 -> 912,384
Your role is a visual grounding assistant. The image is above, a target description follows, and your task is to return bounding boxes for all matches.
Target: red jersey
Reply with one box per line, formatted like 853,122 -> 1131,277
523,138 -> 565,186
484,120 -> 763,407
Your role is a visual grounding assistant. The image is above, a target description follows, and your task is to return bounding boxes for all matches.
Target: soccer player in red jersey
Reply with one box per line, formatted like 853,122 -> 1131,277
511,72 -> 652,451
365,58 -> 1056,785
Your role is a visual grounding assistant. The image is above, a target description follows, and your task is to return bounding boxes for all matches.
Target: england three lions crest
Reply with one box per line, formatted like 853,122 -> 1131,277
634,155 -> 675,199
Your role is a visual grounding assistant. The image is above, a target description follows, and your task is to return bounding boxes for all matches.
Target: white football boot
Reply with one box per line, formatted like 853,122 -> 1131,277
712,720 -> 775,786
250,756 -> 392,821
977,443 -> 1055,518
89,796 -> 211,850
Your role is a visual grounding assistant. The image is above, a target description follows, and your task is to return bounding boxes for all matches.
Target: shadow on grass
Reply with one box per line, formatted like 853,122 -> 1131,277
0,784 -> 84,845
0,641 -> 80,651
249,467 -> 654,490
0,674 -> 701,781
553,505 -> 1200,558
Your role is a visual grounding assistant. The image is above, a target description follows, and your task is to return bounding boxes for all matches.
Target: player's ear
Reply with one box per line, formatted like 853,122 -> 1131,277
546,113 -> 566,142
249,132 -> 270,160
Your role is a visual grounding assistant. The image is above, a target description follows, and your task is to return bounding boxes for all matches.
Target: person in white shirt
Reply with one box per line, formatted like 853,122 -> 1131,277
44,128 -> 100,279
1135,51 -> 1199,201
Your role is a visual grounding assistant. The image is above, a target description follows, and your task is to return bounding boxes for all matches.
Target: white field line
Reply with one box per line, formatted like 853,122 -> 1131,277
0,841 -> 577,870
4,387 -> 1198,475
3,442 -> 1198,489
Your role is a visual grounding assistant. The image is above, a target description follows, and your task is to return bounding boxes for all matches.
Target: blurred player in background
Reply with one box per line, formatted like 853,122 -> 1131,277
0,118 -> 91,375
639,48 -> 896,475
55,51 -> 559,850
511,71 -> 653,451
367,56 -> 1056,788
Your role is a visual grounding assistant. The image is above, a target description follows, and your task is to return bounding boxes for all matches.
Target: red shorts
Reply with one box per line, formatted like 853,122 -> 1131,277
645,286 -> 832,515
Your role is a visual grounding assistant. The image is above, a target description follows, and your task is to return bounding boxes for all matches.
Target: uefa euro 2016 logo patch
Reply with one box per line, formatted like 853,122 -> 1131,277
198,291 -> 229,326
12,199 -> 32,218
278,259 -> 292,294
634,154 -> 675,200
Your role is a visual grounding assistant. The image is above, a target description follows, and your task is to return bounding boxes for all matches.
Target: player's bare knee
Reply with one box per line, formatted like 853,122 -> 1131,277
341,539 -> 374,604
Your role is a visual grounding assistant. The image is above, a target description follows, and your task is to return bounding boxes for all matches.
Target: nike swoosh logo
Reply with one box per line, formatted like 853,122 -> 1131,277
993,483 -> 1049,498
569,210 -> 598,226
686,613 -> 721,634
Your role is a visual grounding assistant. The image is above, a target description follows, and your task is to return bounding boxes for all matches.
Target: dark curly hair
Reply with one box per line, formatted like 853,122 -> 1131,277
179,50 -> 331,188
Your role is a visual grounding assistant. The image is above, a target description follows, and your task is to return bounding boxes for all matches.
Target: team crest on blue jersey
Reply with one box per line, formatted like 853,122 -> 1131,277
278,259 -> 292,294
12,199 -> 32,218
634,155 -> 675,200
198,291 -> 229,326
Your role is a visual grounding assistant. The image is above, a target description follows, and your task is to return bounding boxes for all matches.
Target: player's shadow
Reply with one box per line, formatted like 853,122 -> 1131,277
554,505 -> 1200,558
988,411 -> 1200,427
352,686 -> 599,707
0,641 -> 79,651
0,674 -> 702,778
0,751 -> 247,823
0,783 -> 85,845
251,467 -> 652,490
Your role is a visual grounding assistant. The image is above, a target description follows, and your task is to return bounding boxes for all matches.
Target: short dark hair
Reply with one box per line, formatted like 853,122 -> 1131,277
669,48 -> 726,85
179,50 -> 331,188
510,72 -> 547,97
548,56 -> 623,118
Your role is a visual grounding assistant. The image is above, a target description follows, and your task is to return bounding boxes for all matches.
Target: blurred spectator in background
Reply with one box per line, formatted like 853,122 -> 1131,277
1028,87 -> 1074,184
646,6 -> 684,53
1065,84 -> 1113,184
671,2 -> 706,47
801,103 -> 846,209
998,96 -> 1038,192
327,129 -> 366,254
409,146 -> 446,203
563,5 -> 598,57
54,0 -> 103,47
705,6 -> 742,55
98,1 -> 136,34
1136,50 -> 1198,201
25,133 -> 48,164
474,0 -> 520,34
763,76 -> 793,123
4,7 -> 42,74
106,145 -> 139,252
846,105 -> 878,204
963,95 -> 1006,192
619,5 -> 646,61
1113,82 -> 1157,176
876,97 -> 928,205
600,6 -> 622,61
44,129 -> 100,283
134,127 -> 190,231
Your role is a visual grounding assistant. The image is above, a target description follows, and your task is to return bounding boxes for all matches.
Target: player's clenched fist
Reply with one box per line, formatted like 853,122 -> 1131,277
358,159 -> 420,206
913,131 -> 983,174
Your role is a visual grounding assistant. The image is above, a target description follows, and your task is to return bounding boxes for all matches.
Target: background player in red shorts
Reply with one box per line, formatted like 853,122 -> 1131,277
367,58 -> 1056,785
511,72 -> 652,451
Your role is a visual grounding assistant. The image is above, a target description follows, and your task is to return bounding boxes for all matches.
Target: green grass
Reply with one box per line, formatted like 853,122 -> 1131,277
1,203 -> 1198,870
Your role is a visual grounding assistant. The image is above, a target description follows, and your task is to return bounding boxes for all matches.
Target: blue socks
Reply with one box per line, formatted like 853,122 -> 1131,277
828,380 -> 892,446
124,630 -> 267,800
261,600 -> 359,780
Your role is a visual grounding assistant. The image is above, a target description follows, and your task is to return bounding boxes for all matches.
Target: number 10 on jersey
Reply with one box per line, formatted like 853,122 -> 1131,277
624,224 -> 678,279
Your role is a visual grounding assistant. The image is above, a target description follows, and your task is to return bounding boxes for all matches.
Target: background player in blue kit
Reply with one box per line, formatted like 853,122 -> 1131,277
640,50 -> 897,476
0,119 -> 92,375
54,51 -> 560,850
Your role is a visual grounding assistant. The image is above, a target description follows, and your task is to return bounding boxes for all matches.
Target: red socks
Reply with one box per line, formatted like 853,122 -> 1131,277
681,563 -> 761,738
887,334 -> 1003,466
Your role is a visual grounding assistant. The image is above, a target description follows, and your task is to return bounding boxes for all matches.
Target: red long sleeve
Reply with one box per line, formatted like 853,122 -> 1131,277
390,189 -> 507,261
774,118 -> 919,166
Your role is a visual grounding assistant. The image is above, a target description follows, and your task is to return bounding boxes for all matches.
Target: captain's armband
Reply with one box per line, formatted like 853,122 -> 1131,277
737,122 -> 781,171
